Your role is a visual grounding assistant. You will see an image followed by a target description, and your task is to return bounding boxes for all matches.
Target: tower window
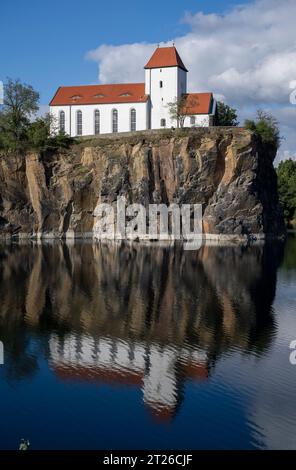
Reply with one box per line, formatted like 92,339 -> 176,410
112,109 -> 118,133
76,110 -> 82,136
190,116 -> 196,125
59,110 -> 65,133
130,108 -> 136,132
160,81 -> 163,88
94,109 -> 100,134
160,118 -> 166,127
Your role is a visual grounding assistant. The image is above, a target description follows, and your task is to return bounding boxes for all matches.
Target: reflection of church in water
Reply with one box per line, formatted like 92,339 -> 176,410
49,334 -> 209,421
0,241 -> 283,421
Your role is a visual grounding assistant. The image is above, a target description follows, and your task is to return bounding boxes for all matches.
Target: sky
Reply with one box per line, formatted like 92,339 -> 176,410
1,0 -> 296,161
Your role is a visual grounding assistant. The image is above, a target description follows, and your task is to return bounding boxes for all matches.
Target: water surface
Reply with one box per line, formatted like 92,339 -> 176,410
0,237 -> 295,449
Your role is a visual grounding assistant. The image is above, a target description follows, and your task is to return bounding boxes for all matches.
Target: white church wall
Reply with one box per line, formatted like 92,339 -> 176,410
183,114 -> 211,128
149,67 -> 183,130
50,101 -> 149,137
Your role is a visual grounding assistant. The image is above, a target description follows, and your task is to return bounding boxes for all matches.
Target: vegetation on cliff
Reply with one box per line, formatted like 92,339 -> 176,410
245,110 -> 281,150
0,79 -> 286,238
0,79 -> 73,154
277,159 -> 296,227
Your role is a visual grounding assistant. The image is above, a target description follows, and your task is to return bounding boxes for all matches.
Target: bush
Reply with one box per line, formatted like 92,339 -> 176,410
245,110 -> 281,150
277,159 -> 296,226
27,114 -> 74,153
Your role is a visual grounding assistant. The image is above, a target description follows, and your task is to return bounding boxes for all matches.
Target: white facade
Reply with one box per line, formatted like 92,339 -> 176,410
49,47 -> 216,137
145,66 -> 187,129
50,102 -> 149,137
49,333 -> 208,416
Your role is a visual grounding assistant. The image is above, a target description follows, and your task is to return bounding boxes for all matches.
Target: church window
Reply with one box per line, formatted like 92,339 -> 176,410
112,109 -> 118,133
76,110 -> 82,136
94,110 -> 100,134
190,116 -> 196,125
160,81 -> 163,88
160,118 -> 166,127
130,108 -> 136,132
59,110 -> 65,132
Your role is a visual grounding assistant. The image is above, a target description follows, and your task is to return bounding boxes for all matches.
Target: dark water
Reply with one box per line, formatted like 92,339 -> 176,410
0,237 -> 296,450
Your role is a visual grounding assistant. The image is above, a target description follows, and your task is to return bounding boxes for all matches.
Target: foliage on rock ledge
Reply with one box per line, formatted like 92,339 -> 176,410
0,78 -> 74,155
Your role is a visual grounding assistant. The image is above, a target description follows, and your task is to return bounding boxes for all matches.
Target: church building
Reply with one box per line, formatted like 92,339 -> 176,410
49,46 -> 216,136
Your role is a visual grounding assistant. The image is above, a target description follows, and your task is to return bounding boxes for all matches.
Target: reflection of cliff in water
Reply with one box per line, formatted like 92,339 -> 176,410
0,241 -> 283,420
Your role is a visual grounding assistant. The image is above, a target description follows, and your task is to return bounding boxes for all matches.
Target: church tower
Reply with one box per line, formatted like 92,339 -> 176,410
144,46 -> 188,129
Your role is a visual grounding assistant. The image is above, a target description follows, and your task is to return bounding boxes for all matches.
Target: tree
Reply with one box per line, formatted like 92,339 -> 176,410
216,101 -> 239,126
27,113 -> 74,153
245,110 -> 281,150
0,78 -> 39,151
27,114 -> 52,151
167,95 -> 199,128
166,96 -> 187,128
277,159 -> 296,226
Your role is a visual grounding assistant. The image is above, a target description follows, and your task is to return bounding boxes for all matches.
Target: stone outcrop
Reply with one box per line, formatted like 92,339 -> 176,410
0,128 -> 285,239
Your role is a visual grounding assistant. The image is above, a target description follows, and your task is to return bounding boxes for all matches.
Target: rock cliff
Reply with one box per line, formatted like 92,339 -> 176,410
0,128 -> 285,239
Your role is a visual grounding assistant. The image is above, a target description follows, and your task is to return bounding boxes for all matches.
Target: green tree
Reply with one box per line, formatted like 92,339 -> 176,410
245,110 -> 281,150
0,78 -> 39,151
277,159 -> 296,226
216,101 -> 239,126
27,114 -> 52,151
27,113 -> 74,153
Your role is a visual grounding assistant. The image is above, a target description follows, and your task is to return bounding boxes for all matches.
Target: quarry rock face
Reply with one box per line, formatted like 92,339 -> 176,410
0,128 -> 285,239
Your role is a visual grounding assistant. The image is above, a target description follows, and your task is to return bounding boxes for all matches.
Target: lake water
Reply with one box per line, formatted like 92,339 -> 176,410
0,236 -> 295,450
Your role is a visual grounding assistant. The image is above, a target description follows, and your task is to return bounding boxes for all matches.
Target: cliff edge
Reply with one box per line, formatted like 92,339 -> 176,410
0,128 -> 285,240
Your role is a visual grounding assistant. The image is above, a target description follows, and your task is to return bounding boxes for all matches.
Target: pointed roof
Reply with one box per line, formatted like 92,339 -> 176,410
144,46 -> 188,72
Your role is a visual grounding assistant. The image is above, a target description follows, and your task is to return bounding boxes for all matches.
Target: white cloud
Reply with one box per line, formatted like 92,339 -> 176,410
86,0 -> 296,160
86,43 -> 156,84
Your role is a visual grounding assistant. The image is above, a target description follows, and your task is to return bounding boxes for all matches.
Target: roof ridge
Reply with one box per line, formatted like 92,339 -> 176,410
57,82 -> 145,89
49,82 -> 148,106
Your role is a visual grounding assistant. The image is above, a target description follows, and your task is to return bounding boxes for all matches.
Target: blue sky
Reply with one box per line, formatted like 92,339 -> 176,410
0,0 -> 249,104
1,0 -> 296,160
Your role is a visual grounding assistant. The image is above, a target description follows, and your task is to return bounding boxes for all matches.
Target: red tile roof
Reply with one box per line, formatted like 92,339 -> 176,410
145,46 -> 188,72
183,362 -> 209,380
182,92 -> 214,115
53,364 -> 143,386
50,83 -> 148,106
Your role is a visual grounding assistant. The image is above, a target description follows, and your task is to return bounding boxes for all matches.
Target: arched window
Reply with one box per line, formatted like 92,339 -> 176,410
94,109 -> 100,135
190,116 -> 196,126
130,108 -> 136,132
160,118 -> 166,127
59,110 -> 65,133
76,110 -> 82,136
112,109 -> 118,133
